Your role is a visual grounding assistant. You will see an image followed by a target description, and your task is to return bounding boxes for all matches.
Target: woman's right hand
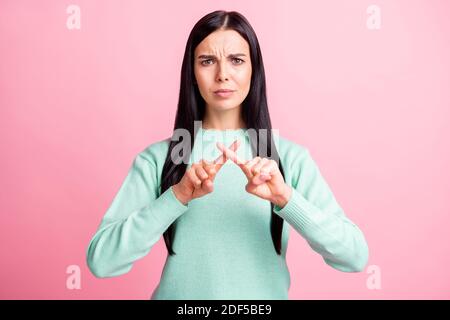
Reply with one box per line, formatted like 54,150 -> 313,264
172,140 -> 241,205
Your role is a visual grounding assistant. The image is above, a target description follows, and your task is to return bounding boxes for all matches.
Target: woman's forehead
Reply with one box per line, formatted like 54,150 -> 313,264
195,30 -> 249,55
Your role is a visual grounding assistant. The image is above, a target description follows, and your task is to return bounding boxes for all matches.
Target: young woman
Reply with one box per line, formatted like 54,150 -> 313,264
86,10 -> 369,300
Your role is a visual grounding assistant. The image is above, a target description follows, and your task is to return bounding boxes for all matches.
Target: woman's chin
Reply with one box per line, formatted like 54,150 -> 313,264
209,102 -> 240,111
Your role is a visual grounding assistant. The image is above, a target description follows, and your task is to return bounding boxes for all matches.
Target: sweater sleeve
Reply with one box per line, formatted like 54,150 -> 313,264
273,148 -> 369,272
86,152 -> 189,278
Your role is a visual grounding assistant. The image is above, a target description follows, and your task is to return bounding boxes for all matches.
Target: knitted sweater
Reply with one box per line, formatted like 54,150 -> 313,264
86,127 -> 369,299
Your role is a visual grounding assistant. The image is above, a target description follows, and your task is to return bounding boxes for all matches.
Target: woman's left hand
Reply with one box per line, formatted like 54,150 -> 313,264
217,141 -> 292,208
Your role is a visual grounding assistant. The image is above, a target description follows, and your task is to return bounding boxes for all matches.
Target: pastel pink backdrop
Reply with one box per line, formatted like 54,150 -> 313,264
0,0 -> 449,299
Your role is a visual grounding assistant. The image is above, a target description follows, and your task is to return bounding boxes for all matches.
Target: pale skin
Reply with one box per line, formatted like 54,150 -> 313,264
172,28 -> 292,208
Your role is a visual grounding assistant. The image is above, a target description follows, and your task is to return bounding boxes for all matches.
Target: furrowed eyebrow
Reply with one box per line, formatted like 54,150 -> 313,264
197,53 -> 247,59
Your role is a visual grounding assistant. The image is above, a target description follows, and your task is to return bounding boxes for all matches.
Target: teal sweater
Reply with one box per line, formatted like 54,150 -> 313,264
86,127 -> 369,299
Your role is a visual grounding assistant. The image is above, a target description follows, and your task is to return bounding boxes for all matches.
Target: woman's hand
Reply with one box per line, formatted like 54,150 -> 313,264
172,140 -> 241,205
216,141 -> 292,208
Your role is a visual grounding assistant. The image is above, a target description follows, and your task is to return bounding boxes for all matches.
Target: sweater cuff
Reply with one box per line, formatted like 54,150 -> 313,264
273,187 -> 320,231
168,185 -> 189,209
144,185 -> 189,225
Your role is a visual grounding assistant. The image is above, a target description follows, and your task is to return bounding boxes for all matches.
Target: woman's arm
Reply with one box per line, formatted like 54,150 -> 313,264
274,147 -> 369,272
86,152 -> 188,278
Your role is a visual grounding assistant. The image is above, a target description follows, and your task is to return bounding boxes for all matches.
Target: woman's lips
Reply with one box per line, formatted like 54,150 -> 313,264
214,90 -> 235,98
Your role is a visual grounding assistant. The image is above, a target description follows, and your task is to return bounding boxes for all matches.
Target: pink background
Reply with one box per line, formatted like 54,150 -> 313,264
1,0 -> 449,299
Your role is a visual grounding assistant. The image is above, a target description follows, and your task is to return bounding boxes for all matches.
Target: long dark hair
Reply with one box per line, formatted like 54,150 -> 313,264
160,10 -> 286,255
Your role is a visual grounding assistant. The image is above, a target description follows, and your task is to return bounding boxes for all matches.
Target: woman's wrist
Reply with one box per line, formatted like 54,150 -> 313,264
272,184 -> 292,209
172,184 -> 190,205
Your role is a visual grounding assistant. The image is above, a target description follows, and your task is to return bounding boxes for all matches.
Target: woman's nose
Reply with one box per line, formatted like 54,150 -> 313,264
216,60 -> 229,81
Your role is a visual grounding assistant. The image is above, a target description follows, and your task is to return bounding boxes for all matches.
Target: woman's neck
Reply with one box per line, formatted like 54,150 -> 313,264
202,105 -> 246,130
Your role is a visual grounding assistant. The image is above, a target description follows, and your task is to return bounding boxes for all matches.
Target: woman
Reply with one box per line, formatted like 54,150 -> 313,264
86,10 -> 369,300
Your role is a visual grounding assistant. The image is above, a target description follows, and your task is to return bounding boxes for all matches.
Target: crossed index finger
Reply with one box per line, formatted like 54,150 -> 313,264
216,141 -> 254,179
216,141 -> 247,166
212,139 -> 241,167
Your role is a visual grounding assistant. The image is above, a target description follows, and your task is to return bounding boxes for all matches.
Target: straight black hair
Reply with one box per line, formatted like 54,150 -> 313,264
159,10 -> 286,255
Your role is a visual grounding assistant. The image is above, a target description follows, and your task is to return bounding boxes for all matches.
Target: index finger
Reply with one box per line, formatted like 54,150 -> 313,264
216,142 -> 254,179
216,141 -> 246,165
213,140 -> 241,166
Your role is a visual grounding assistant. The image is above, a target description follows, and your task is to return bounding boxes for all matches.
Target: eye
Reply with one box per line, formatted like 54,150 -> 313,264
232,58 -> 244,64
200,59 -> 214,66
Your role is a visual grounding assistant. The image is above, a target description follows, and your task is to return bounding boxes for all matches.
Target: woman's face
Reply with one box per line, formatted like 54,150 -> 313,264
194,29 -> 252,112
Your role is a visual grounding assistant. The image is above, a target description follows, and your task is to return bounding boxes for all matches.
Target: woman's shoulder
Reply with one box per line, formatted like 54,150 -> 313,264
276,132 -> 310,162
134,136 -> 172,169
275,134 -> 325,187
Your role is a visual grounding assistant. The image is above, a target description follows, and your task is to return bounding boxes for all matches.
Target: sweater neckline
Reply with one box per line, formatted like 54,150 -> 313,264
195,127 -> 248,146
199,127 -> 247,133
198,126 -> 248,137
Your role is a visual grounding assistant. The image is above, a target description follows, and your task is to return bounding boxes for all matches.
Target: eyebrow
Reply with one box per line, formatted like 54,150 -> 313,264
197,53 -> 247,59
